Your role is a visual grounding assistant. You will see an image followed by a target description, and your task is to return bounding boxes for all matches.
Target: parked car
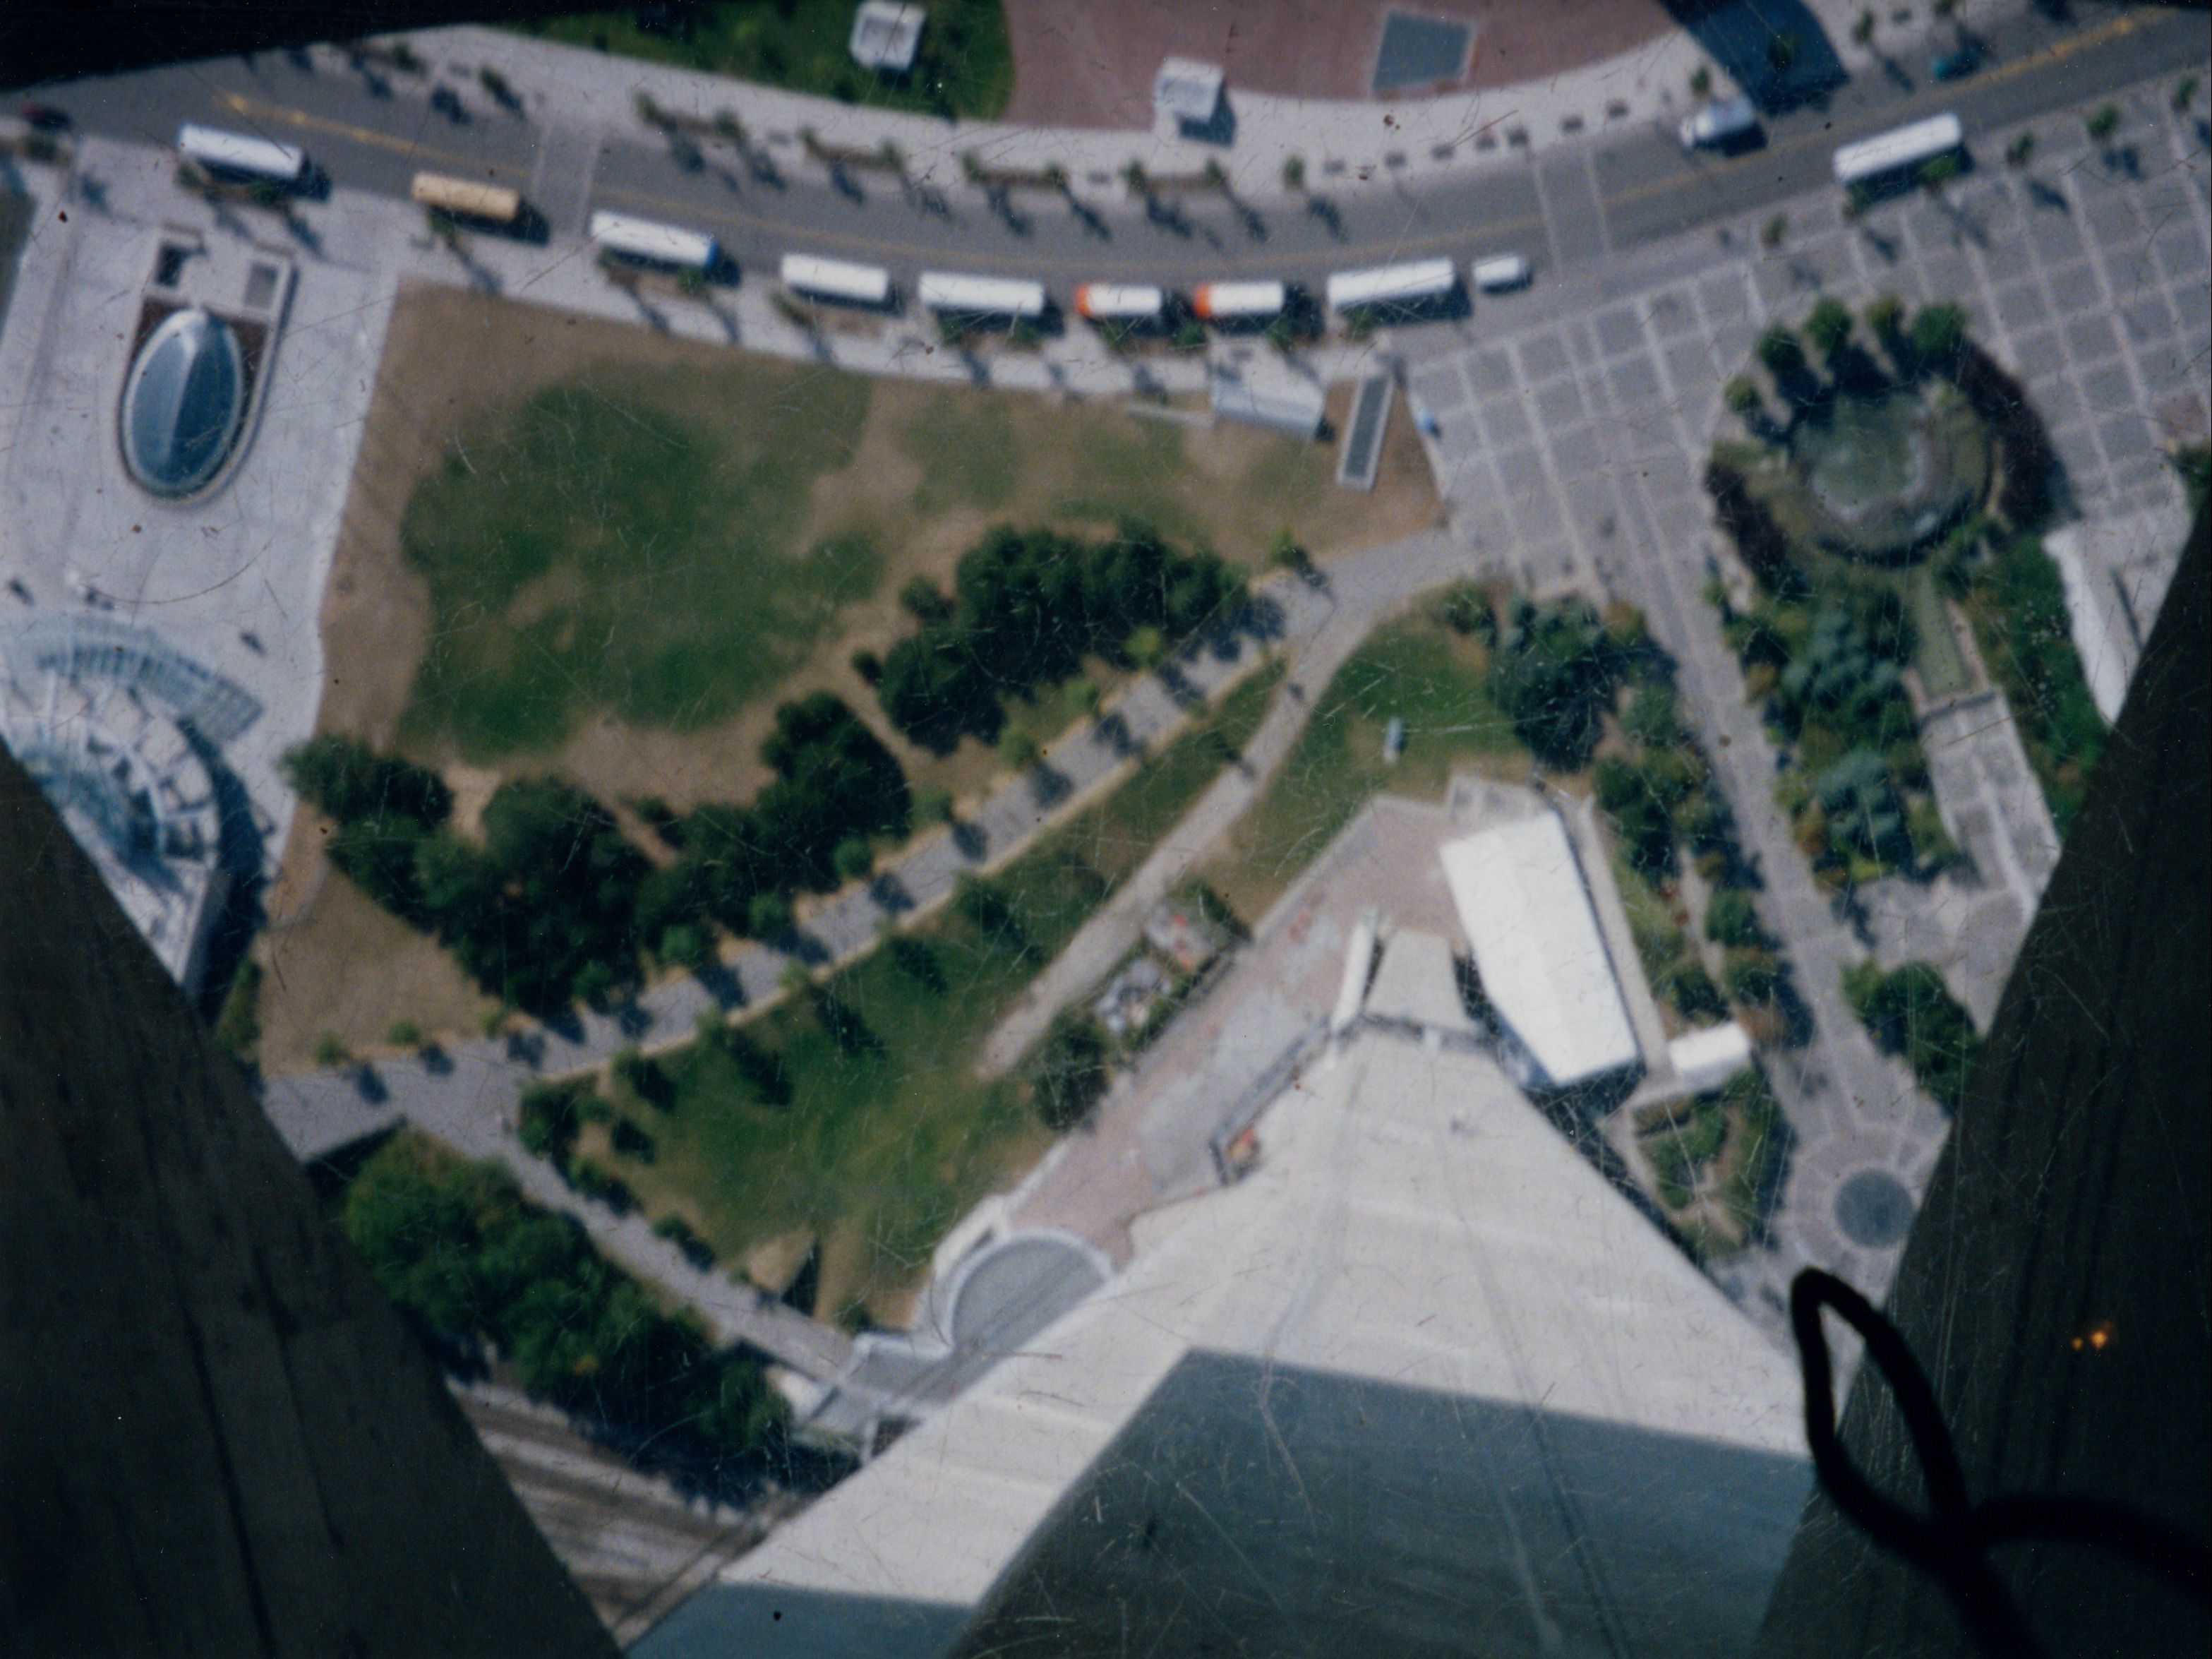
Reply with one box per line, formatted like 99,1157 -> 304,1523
1678,95 -> 1760,151
1930,44 -> 1983,83
19,103 -> 71,132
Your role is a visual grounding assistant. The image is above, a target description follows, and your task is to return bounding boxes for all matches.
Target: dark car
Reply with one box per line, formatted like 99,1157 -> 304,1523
1930,44 -> 1983,83
20,103 -> 71,131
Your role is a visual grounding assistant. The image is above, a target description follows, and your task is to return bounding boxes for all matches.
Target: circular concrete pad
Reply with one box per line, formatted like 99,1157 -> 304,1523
1834,1170 -> 1916,1250
949,1233 -> 1107,1353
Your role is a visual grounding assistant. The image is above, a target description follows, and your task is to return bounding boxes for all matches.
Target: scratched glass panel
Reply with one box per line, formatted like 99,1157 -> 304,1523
3,2 -> 2204,1653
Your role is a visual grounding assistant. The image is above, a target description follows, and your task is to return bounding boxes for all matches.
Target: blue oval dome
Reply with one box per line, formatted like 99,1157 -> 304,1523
121,309 -> 246,496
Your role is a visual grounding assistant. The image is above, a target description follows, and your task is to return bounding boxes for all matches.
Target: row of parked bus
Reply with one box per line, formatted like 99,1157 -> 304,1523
176,106 -> 1971,295
778,253 -> 1537,323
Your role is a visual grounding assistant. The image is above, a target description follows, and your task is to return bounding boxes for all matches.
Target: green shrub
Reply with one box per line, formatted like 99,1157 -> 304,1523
1844,961 -> 1978,1112
215,958 -> 262,1061
877,525 -> 1238,753
1488,597 -> 1623,770
1028,1010 -> 1110,1130
339,1136 -> 781,1463
517,1080 -> 591,1162
1704,888 -> 1763,949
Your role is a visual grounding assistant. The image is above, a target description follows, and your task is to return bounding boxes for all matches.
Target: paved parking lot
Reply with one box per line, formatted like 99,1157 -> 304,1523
1399,70 -> 2206,1312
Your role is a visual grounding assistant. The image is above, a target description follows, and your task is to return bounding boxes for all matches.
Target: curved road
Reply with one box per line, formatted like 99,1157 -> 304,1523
49,7 -> 2200,301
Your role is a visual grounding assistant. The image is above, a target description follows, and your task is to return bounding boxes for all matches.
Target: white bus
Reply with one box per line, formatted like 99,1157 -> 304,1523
1470,254 -> 1532,293
1073,282 -> 1165,322
1832,112 -> 1964,188
411,172 -> 522,227
1190,280 -> 1285,321
589,210 -> 719,272
1324,257 -> 1457,313
915,270 -> 1048,318
780,252 -> 893,307
177,123 -> 306,187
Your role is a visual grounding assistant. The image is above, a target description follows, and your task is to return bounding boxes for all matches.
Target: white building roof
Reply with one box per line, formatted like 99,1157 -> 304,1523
1438,812 -> 1640,1087
849,0 -> 925,73
646,1038 -> 1806,1656
1153,56 -> 1225,124
1667,1020 -> 1755,1096
1362,928 -> 1475,1037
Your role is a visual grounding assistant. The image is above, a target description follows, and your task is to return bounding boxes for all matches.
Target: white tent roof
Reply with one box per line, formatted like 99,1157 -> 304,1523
1438,812 -> 1640,1087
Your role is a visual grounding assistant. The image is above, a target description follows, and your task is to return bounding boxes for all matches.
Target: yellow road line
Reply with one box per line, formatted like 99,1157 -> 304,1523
214,89 -> 513,179
593,176 -> 1550,272
1604,9 -> 2148,211
222,8 -> 2162,277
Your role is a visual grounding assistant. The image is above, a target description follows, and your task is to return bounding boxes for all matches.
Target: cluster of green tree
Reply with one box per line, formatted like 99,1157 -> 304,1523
516,1078 -> 641,1212
1631,1066 -> 1784,1261
638,693 -> 910,957
1724,297 -> 2057,546
872,526 -> 1242,752
1720,590 -> 1938,880
1026,1008 -> 1110,1131
1843,961 -> 1979,1114
339,1135 -> 783,1471
1485,597 -> 1637,771
1576,641 -> 1781,1031
286,736 -> 648,1014
290,693 -> 908,1014
1947,532 -> 2108,835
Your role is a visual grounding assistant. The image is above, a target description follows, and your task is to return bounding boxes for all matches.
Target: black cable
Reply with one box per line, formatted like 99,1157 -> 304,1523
1790,1267 -> 2210,1658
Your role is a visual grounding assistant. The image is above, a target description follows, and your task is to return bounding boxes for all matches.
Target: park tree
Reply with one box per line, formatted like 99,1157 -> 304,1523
1028,1011 -> 1110,1130
1844,961 -> 1978,1110
1488,598 -> 1623,770
1804,296 -> 1855,361
1704,887 -> 1765,950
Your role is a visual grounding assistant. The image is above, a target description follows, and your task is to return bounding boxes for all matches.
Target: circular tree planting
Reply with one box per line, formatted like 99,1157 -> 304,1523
1784,385 -> 1989,563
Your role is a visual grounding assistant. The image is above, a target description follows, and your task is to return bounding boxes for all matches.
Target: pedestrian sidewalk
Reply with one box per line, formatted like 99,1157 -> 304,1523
351,0 -> 2033,210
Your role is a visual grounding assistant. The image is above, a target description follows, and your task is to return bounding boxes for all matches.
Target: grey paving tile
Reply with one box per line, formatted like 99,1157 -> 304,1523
2150,224 -> 2203,283
1594,306 -> 1645,357
1697,272 -> 1753,325
1534,378 -> 1586,427
2064,313 -> 2122,364
1482,398 -> 1534,448
1516,331 -> 1571,381
1978,236 -> 2033,285
2026,212 -> 2089,266
2081,362 -> 2135,414
1662,337 -> 1718,398
2119,293 -> 2178,348
1609,355 -> 1662,405
2045,261 -> 2103,313
1916,252 -> 1974,301
1993,281 -> 2050,332
2008,328 -> 2064,378
1646,287 -> 1700,340
1467,347 -> 1515,395
1412,365 -> 1468,412
2097,413 -> 2156,469
1493,445 -> 1547,493
1550,428 -> 1604,477
2170,282 -> 2211,336
2033,379 -> 2087,430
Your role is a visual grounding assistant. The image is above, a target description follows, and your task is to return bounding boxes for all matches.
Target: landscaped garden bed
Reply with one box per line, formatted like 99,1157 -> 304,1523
1704,296 -> 2076,889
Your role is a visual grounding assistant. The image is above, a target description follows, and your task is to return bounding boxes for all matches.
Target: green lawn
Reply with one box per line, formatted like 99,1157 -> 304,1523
1205,616 -> 1520,922
595,662 -> 1282,1312
1957,534 -> 2108,836
399,360 -> 876,758
517,0 -> 1014,120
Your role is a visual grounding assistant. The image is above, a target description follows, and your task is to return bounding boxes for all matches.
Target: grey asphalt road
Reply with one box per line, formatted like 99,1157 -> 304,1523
43,6 -> 2204,299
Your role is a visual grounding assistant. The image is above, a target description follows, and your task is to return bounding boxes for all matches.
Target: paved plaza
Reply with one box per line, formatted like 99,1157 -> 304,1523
1400,68 -> 2206,1313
